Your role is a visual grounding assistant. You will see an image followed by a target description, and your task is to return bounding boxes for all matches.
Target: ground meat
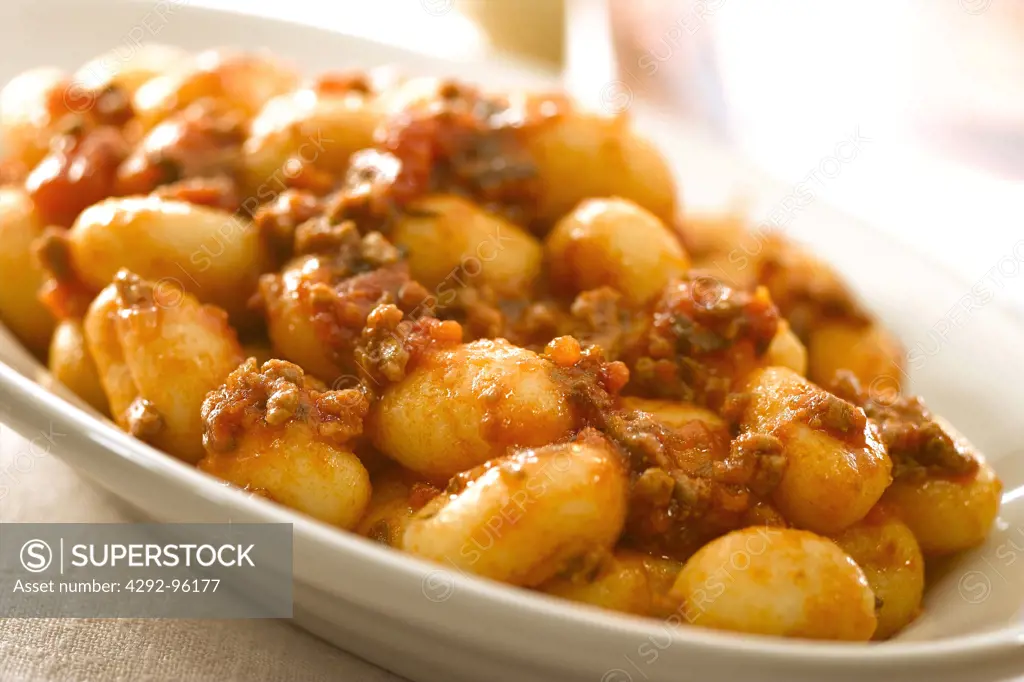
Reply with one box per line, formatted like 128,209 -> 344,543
604,410 -> 717,475
126,397 -> 164,441
565,287 -> 634,359
408,481 -> 442,511
90,84 -> 135,129
151,175 -> 241,212
307,265 -> 421,371
618,425 -> 786,561
623,275 -> 779,407
829,370 -> 978,479
444,288 -> 630,358
347,82 -> 566,225
116,100 -> 246,196
300,85 -> 565,240
548,343 -> 631,425
561,354 -> 790,562
623,459 -> 764,562
26,125 -> 129,227
716,432 -> 786,496
201,358 -> 370,454
293,218 -> 401,266
321,150 -> 404,233
480,298 -> 559,350
253,190 -> 323,261
719,391 -> 752,431
802,389 -> 867,439
33,227 -> 94,319
435,285 -> 507,342
256,220 -> 437,381
353,303 -> 462,387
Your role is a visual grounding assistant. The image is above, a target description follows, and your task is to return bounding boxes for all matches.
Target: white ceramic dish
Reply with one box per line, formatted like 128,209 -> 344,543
1,2 -> 1022,680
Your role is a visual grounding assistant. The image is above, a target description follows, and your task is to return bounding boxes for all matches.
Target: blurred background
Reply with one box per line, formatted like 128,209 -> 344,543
198,0 -> 1022,309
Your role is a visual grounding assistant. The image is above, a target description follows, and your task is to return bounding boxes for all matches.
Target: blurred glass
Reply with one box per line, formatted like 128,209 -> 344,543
576,0 -> 1024,179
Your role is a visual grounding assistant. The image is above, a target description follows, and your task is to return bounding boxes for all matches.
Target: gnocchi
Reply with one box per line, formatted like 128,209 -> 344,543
390,194 -> 543,298
808,321 -> 904,395
48,318 -> 109,414
739,366 -> 892,534
882,459 -> 1001,556
0,67 -> 72,171
525,110 -> 678,227
200,358 -> 371,528
242,82 -> 380,197
545,197 -> 690,304
880,417 -> 1002,557
539,550 -> 682,618
65,196 -> 270,326
368,338 -> 576,481
0,186 -> 55,355
403,435 -> 629,586
0,47 -> 1003,644
765,319 -> 808,376
84,270 -> 245,463
619,397 -> 726,435
831,505 -> 924,639
355,465 -> 434,547
670,527 -> 877,640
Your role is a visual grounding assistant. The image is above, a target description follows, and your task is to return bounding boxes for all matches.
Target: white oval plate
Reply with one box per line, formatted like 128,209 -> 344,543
0,2 -> 1022,681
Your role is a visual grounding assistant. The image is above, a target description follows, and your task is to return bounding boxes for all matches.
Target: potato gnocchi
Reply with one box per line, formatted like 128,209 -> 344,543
0,47 -> 1002,643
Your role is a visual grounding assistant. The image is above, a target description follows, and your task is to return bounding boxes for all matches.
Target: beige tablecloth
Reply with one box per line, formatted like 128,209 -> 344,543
0,426 -> 405,682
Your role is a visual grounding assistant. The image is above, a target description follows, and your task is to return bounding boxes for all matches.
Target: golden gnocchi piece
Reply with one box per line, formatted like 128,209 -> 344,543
678,211 -> 749,261
765,320 -> 808,376
48,318 -> 109,414
81,284 -> 137,421
200,358 -> 371,528
808,320 -> 904,396
259,253 -> 344,382
243,84 -> 380,196
0,186 -> 55,355
133,49 -> 299,130
403,435 -> 629,586
356,465 -> 439,547
671,527 -> 877,640
369,338 -> 576,481
84,271 -> 245,463
391,194 -> 542,298
832,505 -> 924,639
883,460 -> 1001,557
539,550 -> 683,618
545,197 -> 690,304
525,111 -> 677,227
619,397 -> 726,434
67,196 -> 270,326
0,67 -> 71,170
740,366 -> 892,534
882,418 -> 1001,557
